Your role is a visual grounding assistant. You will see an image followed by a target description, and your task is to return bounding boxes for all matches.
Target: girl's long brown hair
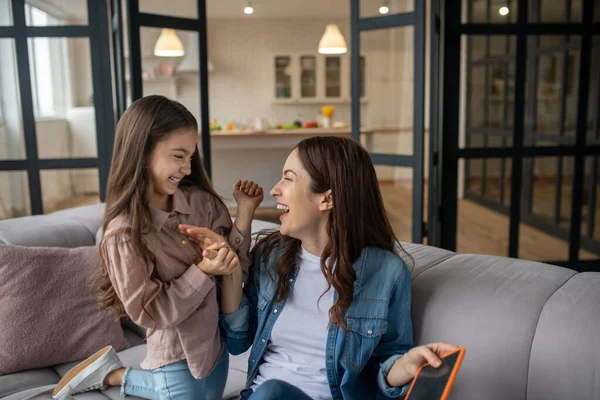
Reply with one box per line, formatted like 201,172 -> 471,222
92,95 -> 223,319
257,136 -> 412,329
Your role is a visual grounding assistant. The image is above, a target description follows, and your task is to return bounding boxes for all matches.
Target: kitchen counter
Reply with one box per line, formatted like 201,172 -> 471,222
209,127 -> 373,138
205,127 -> 408,208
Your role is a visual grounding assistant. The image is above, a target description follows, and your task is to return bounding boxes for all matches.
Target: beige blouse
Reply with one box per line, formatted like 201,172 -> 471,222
102,187 -> 250,378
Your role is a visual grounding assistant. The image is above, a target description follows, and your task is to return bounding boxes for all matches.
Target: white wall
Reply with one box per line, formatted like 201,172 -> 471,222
139,17 -> 423,182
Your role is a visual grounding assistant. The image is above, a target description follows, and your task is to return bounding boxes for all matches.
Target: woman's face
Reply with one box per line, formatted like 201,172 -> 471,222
270,149 -> 330,241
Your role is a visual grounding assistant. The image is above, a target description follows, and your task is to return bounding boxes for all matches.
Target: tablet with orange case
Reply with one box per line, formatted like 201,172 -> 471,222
405,347 -> 466,400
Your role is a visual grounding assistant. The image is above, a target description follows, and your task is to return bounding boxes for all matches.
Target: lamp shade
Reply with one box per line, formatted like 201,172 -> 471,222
318,24 -> 347,54
154,28 -> 185,57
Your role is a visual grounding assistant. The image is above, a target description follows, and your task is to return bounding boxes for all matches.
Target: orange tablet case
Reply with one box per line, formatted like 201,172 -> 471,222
405,347 -> 466,400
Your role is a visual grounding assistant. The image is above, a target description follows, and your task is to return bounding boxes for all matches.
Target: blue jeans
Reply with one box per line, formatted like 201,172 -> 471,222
240,380 -> 313,400
121,349 -> 229,400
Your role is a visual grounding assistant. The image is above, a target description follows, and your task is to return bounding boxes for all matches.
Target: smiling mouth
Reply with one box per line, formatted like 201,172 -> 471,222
277,204 -> 289,213
168,177 -> 182,184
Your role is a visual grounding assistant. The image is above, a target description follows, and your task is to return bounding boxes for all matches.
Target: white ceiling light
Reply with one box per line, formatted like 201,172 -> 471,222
318,24 -> 348,54
379,0 -> 389,14
244,0 -> 253,14
499,6 -> 509,16
177,32 -> 214,73
154,28 -> 185,57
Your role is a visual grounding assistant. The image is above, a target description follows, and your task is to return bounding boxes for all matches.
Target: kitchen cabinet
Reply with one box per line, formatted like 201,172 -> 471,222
273,53 -> 366,104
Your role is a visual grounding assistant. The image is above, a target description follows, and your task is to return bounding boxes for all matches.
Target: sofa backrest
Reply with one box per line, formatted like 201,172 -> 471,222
403,242 -> 600,400
0,204 -> 104,247
1,205 -> 598,399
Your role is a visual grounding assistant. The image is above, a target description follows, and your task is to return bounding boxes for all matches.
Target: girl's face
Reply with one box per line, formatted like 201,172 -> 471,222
270,149 -> 331,241
148,127 -> 197,210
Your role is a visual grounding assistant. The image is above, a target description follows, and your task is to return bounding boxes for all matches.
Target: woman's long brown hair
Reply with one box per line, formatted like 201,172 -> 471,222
257,136 -> 412,329
91,95 -> 223,319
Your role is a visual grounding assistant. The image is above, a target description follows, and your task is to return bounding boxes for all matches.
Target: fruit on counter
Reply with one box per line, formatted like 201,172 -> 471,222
294,120 -> 302,127
227,122 -> 234,131
321,105 -> 336,117
209,118 -> 222,131
282,123 -> 298,130
304,121 -> 318,128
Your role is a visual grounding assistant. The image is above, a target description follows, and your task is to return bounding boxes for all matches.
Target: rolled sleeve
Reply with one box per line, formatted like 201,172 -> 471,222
220,299 -> 250,333
377,354 -> 411,398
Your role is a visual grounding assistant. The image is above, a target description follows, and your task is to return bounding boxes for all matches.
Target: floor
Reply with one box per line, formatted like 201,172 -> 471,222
48,180 -> 600,263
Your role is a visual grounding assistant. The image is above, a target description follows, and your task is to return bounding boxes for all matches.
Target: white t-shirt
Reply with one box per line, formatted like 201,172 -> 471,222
251,247 -> 334,400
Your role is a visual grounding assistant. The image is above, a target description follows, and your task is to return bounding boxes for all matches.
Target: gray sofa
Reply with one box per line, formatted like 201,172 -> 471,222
1,204 -> 599,400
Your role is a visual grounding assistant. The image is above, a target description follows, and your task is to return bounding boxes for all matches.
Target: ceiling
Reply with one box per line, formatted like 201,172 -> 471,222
25,0 -> 577,23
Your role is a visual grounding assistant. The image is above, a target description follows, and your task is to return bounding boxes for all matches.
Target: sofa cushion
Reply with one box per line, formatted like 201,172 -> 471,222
0,368 -> 60,399
0,245 -> 129,376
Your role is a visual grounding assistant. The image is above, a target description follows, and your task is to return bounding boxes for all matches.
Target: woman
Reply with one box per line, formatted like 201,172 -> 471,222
185,136 -> 457,400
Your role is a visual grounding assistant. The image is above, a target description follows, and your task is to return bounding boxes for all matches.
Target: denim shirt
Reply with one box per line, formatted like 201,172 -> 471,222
220,242 -> 414,400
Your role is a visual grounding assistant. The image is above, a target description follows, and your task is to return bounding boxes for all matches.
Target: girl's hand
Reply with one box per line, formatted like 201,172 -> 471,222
386,342 -> 459,388
179,225 -> 227,250
196,246 -> 239,276
233,180 -> 264,212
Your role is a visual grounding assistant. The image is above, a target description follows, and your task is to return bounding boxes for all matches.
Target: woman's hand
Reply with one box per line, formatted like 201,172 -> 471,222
196,246 -> 240,276
386,342 -> 459,388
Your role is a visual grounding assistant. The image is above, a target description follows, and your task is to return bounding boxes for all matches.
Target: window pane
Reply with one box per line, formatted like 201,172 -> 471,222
325,56 -> 341,98
27,38 -> 97,159
25,0 -> 88,26
0,39 -> 25,160
0,0 -> 12,25
463,0 -> 517,23
589,41 -> 600,145
526,36 -> 580,147
530,0 -> 582,23
361,26 -> 414,156
141,0 -> 197,19
360,0 -> 413,18
0,171 -> 30,219
275,56 -> 292,99
460,158 -> 512,257
581,156 -> 600,260
40,169 -> 99,213
519,157 -> 575,263
378,166 -> 413,243
300,56 -> 316,98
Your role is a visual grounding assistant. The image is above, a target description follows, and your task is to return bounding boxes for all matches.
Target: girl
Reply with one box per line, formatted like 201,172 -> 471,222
191,136 -> 457,400
52,95 -> 263,400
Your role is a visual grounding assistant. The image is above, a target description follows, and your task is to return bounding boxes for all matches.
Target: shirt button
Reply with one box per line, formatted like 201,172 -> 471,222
172,224 -> 178,231
182,239 -> 188,245
273,309 -> 278,313
331,384 -> 337,389
234,237 -> 241,244
367,329 -> 373,335
192,254 -> 199,262
289,279 -> 293,283
327,354 -> 333,360
251,359 -> 255,363
261,338 -> 266,343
